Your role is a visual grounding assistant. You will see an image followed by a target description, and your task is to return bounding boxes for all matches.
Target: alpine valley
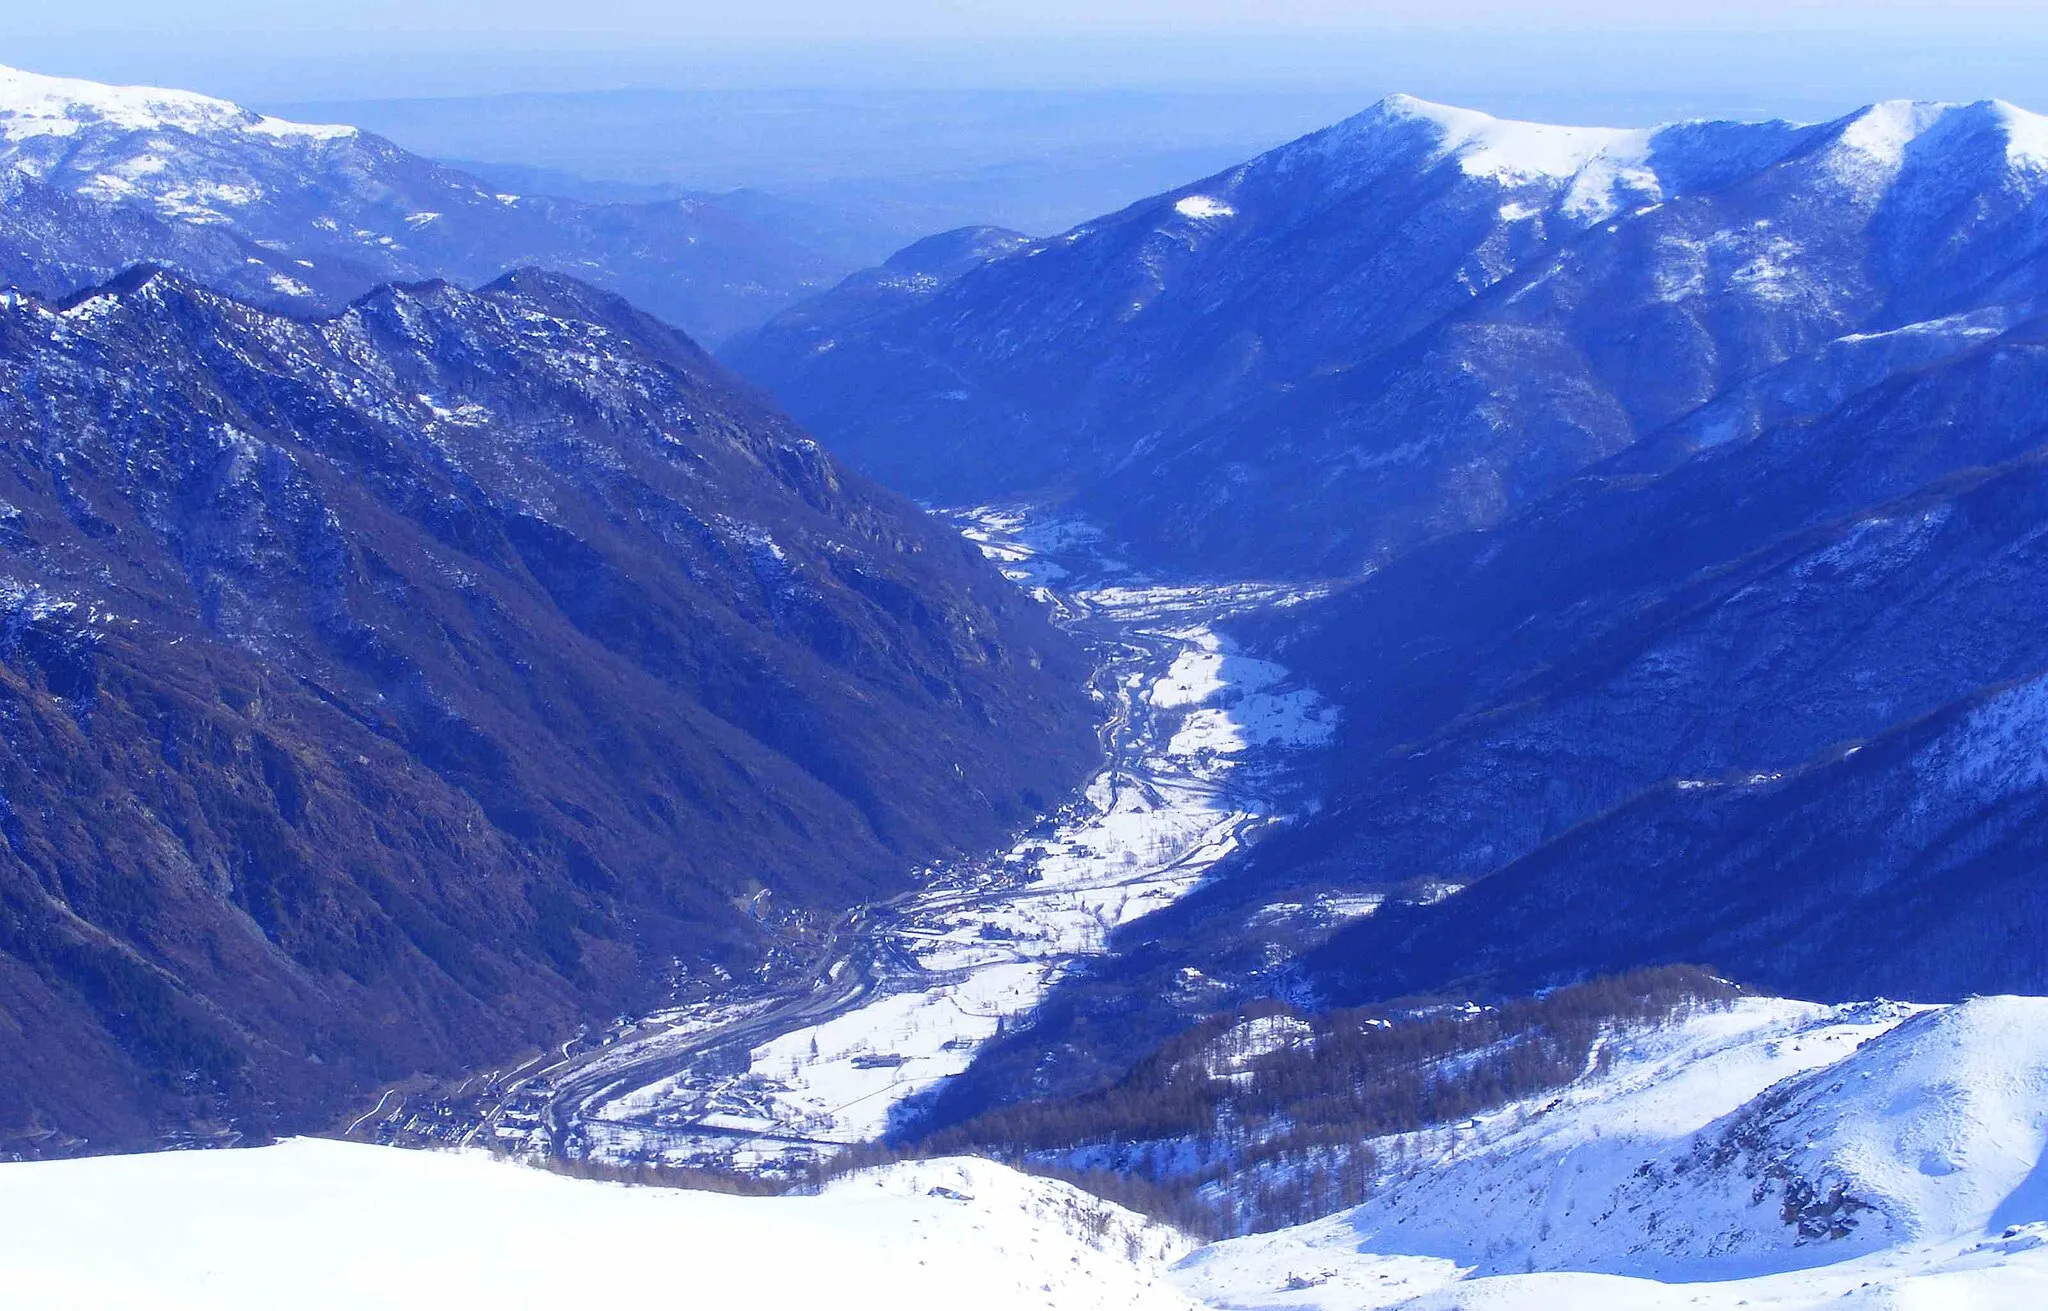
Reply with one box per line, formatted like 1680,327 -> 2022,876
4,58 -> 2048,1311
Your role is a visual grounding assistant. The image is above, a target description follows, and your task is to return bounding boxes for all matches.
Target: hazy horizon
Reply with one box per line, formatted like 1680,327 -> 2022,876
5,3 -> 2047,123
8,3 -> 2048,263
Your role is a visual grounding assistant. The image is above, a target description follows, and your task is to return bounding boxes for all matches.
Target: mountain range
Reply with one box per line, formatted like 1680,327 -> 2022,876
728,95 -> 2048,575
0,66 -> 845,343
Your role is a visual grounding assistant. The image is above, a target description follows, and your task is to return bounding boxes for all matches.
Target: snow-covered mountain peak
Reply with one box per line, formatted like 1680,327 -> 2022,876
1292,93 -> 1665,223
0,64 -> 353,143
1821,97 -> 2048,187
1835,99 -> 1966,167
1985,97 -> 2048,168
1314,93 -> 2048,213
1379,93 -> 1653,184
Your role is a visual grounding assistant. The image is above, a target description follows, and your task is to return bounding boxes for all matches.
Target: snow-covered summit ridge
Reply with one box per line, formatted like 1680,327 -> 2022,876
1373,92 -> 1654,184
1275,92 -> 2048,222
1833,96 -> 2048,171
0,63 -> 353,142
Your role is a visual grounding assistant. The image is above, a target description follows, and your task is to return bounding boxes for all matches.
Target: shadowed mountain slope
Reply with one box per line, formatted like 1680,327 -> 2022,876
0,266 -> 1095,1154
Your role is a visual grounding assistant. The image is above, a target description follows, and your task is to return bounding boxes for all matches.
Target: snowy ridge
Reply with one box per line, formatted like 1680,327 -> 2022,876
1305,93 -> 2048,226
1375,93 -> 1650,182
1174,996 -> 2048,1309
1187,91 -> 2048,247
1273,93 -> 1663,224
1830,97 -> 2048,175
0,64 -> 353,142
827,1156 -> 1198,1269
0,61 -> 840,340
1379,93 -> 1657,222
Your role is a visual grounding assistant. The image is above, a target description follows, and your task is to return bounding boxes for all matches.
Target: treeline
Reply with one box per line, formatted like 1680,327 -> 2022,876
491,1142 -> 782,1196
897,965 -> 1738,1235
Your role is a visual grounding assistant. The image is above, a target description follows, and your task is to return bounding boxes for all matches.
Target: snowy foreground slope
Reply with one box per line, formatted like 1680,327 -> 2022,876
0,1141 -> 1195,1310
10,997 -> 2048,1309
1179,996 -> 2048,1309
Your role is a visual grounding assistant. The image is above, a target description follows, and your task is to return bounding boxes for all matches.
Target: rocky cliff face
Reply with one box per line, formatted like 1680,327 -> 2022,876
0,65 -> 842,342
0,266 -> 1095,1154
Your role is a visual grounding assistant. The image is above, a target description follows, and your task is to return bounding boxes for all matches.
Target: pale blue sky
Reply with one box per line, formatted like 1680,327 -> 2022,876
5,1 -> 2039,43
3,0 -> 2044,117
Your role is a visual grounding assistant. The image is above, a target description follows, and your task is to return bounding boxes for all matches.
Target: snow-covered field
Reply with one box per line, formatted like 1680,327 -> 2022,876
529,509 -> 1334,1172
0,1140 -> 1197,1310
1175,995 -> 2048,1309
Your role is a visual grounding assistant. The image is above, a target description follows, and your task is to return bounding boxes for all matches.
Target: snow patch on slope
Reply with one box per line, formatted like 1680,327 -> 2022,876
1175,194 -> 1237,220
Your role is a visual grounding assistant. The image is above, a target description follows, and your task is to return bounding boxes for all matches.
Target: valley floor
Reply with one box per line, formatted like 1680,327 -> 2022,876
350,509 -> 1337,1174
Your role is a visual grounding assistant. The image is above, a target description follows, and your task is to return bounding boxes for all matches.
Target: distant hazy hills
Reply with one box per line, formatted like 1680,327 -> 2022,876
273,86 -> 1374,264
0,65 -> 846,342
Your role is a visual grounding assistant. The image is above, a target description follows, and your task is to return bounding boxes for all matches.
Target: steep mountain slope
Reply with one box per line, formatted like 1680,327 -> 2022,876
0,65 -> 842,342
0,267 -> 1094,1155
902,244 -> 2048,1121
730,225 -> 1032,370
728,95 -> 2048,575
1264,317 -> 2048,1003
